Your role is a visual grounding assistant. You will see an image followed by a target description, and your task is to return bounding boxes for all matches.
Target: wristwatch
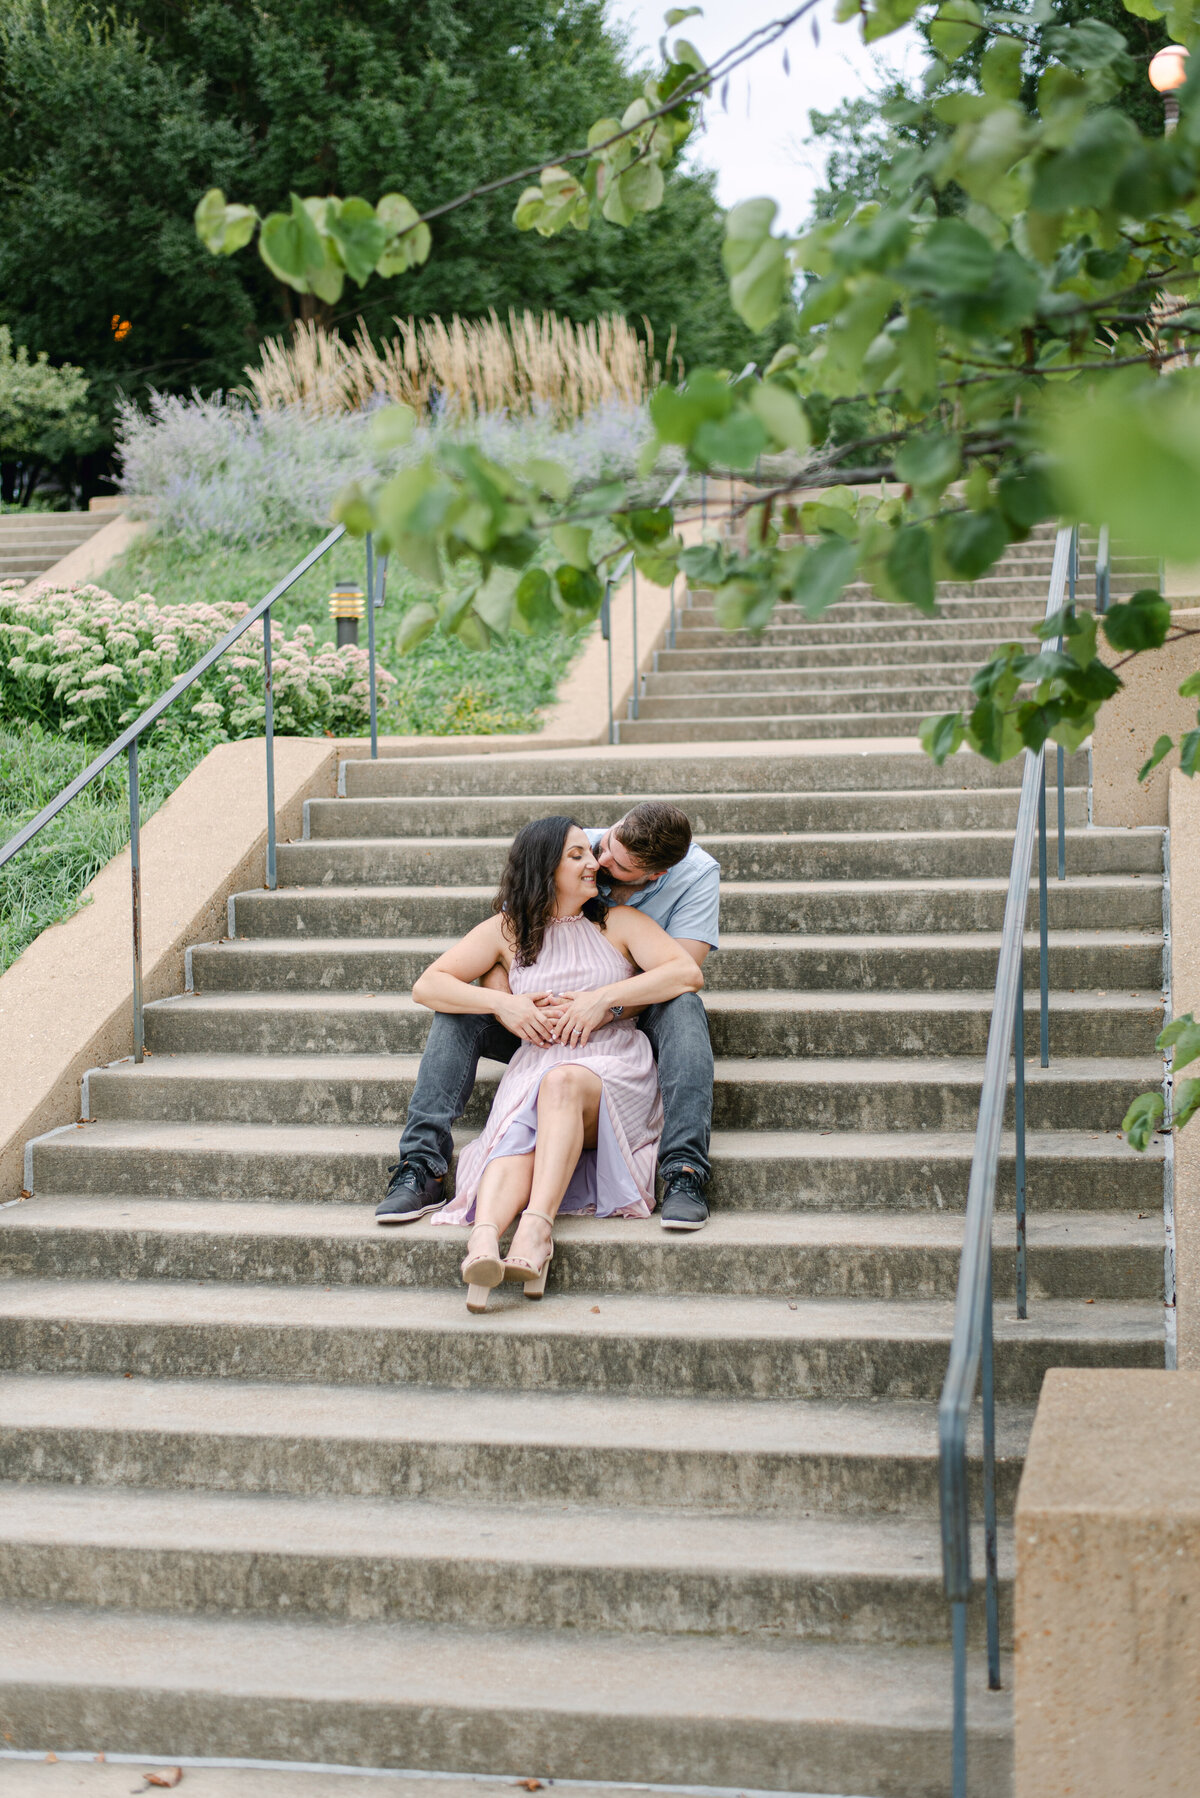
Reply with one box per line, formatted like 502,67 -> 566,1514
609,1002 -> 624,1018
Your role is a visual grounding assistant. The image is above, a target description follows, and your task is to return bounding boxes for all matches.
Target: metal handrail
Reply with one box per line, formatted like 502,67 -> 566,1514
602,468 -> 689,744
0,522 -> 368,1062
938,522 -> 1075,1796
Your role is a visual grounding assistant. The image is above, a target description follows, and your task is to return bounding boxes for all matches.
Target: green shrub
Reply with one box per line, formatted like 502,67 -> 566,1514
0,578 -> 393,741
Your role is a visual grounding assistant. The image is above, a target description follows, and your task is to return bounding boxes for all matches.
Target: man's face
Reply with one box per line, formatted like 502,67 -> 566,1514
597,823 -> 662,889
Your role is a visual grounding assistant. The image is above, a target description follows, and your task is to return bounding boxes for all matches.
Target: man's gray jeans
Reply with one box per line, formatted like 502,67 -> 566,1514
395,992 -> 713,1187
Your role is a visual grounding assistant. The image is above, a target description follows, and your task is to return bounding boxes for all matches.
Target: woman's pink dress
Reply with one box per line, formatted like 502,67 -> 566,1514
430,913 -> 662,1224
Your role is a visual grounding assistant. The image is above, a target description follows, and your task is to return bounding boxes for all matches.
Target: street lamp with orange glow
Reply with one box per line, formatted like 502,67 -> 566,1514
1149,44 -> 1190,133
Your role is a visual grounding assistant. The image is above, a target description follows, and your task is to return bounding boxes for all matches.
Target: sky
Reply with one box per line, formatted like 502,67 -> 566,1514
614,0 -> 923,229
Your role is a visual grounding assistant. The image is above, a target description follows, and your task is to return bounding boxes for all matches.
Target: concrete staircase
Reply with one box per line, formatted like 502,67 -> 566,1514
626,527 -> 1158,742
0,511 -> 111,584
0,566 -> 1167,1792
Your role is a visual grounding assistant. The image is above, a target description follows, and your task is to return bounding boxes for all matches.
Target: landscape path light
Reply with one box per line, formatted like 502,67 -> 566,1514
1150,44 -> 1189,132
329,579 -> 365,647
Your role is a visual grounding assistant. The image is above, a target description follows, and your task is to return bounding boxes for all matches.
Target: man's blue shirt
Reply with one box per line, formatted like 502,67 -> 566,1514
586,828 -> 720,949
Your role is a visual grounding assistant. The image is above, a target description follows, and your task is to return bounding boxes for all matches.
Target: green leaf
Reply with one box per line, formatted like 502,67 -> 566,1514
331,481 -> 373,537
920,710 -> 966,765
524,458 -> 571,503
863,0 -> 923,44
789,537 -> 858,618
665,6 -> 703,26
551,523 -> 593,569
1120,0 -> 1163,15
1043,21 -> 1132,70
1031,110 -> 1139,213
1051,379 -> 1200,562
748,382 -> 811,451
980,39 -> 1024,99
258,193 -> 328,293
1158,1012 -> 1200,1071
619,157 -> 665,213
396,602 -> 438,654
894,431 -> 961,495
691,410 -> 769,470
723,199 -> 789,331
885,524 -> 936,612
629,507 -> 673,546
1103,590 -> 1172,653
375,462 -> 439,541
328,197 -> 389,286
1138,734 -> 1175,783
940,509 -> 1009,580
928,0 -> 982,64
967,695 -> 1023,762
997,469 -> 1055,530
1182,727 -> 1200,776
515,566 -> 560,630
1174,1077 -> 1200,1132
901,218 -> 996,293
1122,1089 -> 1165,1151
722,197 -> 778,275
473,566 -> 519,635
1180,673 -> 1200,699
454,609 -> 492,651
368,405 -> 416,453
555,564 -> 603,611
194,188 -> 257,256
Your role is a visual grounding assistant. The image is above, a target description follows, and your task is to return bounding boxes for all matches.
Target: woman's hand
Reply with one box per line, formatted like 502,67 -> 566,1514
493,991 -> 559,1045
549,989 -> 616,1048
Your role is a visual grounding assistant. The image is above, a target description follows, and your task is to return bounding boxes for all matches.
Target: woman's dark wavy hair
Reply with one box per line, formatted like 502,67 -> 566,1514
494,815 -> 606,968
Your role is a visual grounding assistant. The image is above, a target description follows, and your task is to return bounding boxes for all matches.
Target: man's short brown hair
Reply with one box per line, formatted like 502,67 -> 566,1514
614,802 -> 692,873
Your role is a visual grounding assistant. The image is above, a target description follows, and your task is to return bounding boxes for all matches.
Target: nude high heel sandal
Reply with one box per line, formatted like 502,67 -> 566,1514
461,1221 -> 504,1314
503,1208 -> 555,1299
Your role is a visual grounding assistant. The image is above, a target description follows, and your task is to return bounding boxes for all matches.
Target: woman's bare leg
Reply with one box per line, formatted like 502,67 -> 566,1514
472,1153 -> 534,1242
507,1065 -> 601,1271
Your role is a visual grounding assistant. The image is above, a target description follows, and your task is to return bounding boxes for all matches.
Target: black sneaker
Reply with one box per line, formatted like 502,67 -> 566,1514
376,1162 -> 444,1224
659,1170 -> 709,1231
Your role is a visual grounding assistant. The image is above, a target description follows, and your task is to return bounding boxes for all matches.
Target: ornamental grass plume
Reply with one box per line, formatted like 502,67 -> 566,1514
0,580 -> 392,742
241,310 -> 678,423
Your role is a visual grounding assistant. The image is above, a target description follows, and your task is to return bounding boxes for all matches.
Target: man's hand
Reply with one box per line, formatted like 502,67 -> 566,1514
550,990 -> 617,1048
493,991 -> 559,1045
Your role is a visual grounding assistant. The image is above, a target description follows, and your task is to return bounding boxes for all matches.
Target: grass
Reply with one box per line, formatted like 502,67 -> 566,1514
101,525 -> 582,735
0,724 -> 212,977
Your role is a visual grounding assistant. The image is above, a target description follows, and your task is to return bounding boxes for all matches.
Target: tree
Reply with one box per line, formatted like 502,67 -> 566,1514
0,328 -> 100,505
0,0 -> 765,484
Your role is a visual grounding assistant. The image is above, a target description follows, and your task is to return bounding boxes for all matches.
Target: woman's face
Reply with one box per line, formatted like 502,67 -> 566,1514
553,826 -> 599,911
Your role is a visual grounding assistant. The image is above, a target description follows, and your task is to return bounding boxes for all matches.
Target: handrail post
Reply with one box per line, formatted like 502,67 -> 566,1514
1057,744 -> 1066,881
951,1599 -> 968,1798
1038,754 -> 1050,1068
630,564 -> 639,719
602,579 -> 615,745
982,1257 -> 1001,1690
128,738 -> 143,1065
1015,981 -> 1028,1320
700,473 -> 707,526
366,532 -> 379,759
1096,524 -> 1110,615
263,608 -> 277,892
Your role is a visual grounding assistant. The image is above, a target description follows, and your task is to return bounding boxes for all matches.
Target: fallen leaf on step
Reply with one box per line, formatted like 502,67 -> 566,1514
1085,1298 -> 1095,1305
144,1771 -> 183,1788
589,1305 -> 600,1314
517,1782 -> 544,1790
44,1753 -> 57,1763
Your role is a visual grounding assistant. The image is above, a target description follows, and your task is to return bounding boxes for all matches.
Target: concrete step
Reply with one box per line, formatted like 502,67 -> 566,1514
634,688 -> 971,719
81,1051 -> 1161,1134
229,875 -> 1163,940
275,827 -> 1161,887
0,1602 -> 1015,1793
0,1479 -> 1008,1646
0,1277 -> 1164,1400
309,788 -> 1085,839
188,929 -> 1158,994
0,1372 -> 1034,1516
30,1119 -> 1162,1211
642,661 -> 1025,694
1,1199 -> 1161,1302
143,987 -> 1164,1061
670,615 -> 1042,650
656,639 -> 1039,672
616,713 -> 949,742
338,747 -> 1075,799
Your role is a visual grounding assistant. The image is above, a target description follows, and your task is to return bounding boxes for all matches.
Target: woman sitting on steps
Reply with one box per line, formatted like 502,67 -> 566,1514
414,815 -> 703,1312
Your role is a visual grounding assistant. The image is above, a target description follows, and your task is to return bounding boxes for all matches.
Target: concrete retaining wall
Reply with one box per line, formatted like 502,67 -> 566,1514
0,737 -> 336,1204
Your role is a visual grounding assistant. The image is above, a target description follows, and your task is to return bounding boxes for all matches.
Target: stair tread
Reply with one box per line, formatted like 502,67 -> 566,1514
252,873 -> 1162,898
0,1276 -> 1162,1342
41,1115 -> 1162,1160
0,1480 -> 1003,1577
8,1195 -> 1160,1251
0,1601 -> 1014,1731
199,928 -> 1153,954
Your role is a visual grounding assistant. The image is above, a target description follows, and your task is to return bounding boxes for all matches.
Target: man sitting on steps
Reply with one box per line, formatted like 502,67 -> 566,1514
378,799 -> 719,1232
